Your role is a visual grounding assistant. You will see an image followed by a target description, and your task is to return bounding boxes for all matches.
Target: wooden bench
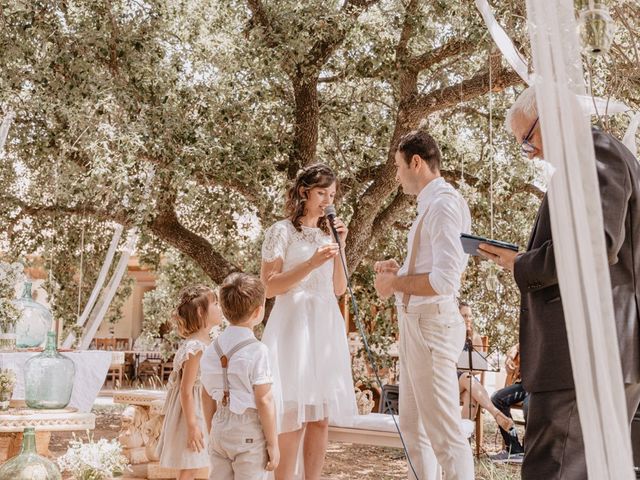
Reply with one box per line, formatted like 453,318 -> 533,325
328,413 -> 403,448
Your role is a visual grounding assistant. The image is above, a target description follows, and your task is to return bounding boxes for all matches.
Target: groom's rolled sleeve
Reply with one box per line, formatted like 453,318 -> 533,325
427,199 -> 466,296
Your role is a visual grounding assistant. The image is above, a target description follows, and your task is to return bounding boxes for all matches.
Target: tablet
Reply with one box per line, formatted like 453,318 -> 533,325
460,233 -> 519,256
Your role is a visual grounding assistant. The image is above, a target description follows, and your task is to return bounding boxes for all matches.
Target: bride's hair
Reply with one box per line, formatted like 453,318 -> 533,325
285,163 -> 337,234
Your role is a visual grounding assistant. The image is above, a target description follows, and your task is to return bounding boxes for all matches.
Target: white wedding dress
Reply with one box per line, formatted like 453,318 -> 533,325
261,219 -> 357,434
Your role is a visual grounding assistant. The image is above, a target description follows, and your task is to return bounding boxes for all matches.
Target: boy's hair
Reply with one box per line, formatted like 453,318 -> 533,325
219,273 -> 265,324
173,285 -> 217,338
396,130 -> 441,172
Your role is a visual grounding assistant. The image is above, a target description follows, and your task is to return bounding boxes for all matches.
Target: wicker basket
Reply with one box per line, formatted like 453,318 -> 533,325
355,388 -> 374,415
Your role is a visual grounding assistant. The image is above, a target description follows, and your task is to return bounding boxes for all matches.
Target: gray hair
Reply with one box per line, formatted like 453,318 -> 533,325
505,86 -> 538,134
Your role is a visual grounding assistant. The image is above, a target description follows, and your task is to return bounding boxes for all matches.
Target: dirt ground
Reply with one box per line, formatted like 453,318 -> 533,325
49,406 -> 521,480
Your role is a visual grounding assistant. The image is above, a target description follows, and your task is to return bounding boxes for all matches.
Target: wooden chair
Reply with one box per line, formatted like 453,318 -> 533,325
112,338 -> 133,382
95,337 -> 116,350
95,338 -> 123,388
137,353 -> 163,383
115,337 -> 131,351
160,355 -> 174,383
104,360 -> 124,389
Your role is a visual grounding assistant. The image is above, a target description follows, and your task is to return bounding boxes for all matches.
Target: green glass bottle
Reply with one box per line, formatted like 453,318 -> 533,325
14,281 -> 52,348
24,331 -> 75,409
0,427 -> 61,479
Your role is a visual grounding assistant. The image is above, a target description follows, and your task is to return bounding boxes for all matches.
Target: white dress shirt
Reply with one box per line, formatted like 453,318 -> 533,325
395,177 -> 472,306
201,326 -> 272,415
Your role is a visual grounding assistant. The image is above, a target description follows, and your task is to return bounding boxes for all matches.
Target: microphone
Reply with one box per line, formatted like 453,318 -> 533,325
324,205 -> 340,245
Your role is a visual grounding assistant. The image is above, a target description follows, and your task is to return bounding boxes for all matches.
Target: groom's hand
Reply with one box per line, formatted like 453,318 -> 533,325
374,259 -> 400,274
375,271 -> 397,299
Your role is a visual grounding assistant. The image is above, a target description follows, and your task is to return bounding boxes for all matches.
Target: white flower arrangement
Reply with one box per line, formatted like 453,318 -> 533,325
0,262 -> 24,334
57,436 -> 129,480
0,368 -> 16,393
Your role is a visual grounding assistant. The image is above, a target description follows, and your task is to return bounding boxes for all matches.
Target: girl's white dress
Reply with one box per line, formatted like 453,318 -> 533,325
156,338 -> 209,470
261,219 -> 357,433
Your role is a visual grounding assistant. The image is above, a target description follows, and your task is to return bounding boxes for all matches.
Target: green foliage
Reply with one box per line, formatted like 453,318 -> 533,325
0,0 -> 637,355
142,248 -> 212,356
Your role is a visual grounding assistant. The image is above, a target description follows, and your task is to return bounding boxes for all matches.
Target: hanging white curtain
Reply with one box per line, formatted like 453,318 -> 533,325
0,111 -> 15,154
62,224 -> 124,348
526,1 -> 634,478
78,228 -> 139,350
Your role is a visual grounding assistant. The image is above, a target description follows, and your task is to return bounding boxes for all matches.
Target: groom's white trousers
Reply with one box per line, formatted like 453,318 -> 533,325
398,301 -> 475,480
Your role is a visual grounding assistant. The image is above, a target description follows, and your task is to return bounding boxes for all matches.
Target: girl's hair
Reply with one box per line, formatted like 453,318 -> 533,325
173,285 -> 217,338
285,163 -> 338,234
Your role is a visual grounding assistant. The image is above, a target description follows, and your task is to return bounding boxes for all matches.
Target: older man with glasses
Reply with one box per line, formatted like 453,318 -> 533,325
478,86 -> 640,480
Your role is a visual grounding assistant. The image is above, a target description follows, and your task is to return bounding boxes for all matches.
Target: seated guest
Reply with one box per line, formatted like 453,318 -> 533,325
457,303 -> 515,432
490,343 -> 529,463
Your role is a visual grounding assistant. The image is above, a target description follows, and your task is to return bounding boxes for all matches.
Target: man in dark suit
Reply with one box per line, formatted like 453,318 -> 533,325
478,86 -> 640,479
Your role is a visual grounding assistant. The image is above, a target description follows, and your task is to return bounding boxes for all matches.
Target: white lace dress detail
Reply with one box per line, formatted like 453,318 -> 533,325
262,219 -> 336,299
261,219 -> 357,434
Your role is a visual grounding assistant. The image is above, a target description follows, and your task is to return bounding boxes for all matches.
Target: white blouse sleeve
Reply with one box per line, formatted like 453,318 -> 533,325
261,221 -> 290,262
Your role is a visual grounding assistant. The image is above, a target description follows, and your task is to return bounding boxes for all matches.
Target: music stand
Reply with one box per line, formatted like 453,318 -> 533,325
456,338 -> 496,422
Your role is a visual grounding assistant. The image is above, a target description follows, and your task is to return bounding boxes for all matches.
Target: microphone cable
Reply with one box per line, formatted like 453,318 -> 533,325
329,225 -> 421,480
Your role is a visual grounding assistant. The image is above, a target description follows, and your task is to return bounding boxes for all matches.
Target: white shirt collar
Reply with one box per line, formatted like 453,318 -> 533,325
416,177 -> 445,213
224,325 -> 256,340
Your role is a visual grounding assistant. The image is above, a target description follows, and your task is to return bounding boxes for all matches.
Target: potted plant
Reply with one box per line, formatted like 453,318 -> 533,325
57,436 -> 129,480
0,368 -> 17,410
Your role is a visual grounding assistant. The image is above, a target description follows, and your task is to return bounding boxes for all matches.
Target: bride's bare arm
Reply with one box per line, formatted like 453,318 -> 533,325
261,244 -> 339,298
332,245 -> 347,296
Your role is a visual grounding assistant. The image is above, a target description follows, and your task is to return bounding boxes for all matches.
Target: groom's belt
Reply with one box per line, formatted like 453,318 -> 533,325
398,300 -> 457,315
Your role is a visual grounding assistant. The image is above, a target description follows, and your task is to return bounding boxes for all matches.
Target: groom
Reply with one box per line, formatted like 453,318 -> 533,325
374,130 -> 474,480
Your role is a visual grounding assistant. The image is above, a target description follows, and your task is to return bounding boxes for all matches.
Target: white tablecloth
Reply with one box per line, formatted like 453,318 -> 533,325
0,350 -> 112,412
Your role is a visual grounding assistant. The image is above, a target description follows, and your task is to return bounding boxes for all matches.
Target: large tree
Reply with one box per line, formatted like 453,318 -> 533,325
1,0 -> 637,349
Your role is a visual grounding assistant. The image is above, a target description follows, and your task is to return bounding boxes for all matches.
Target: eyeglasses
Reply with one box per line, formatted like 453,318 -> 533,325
521,117 -> 539,156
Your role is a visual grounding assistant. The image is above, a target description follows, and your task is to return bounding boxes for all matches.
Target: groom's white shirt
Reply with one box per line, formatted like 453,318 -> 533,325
395,177 -> 471,307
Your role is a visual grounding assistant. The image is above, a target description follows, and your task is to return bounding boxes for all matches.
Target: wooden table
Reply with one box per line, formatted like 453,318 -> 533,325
0,350 -> 112,411
0,401 -> 95,461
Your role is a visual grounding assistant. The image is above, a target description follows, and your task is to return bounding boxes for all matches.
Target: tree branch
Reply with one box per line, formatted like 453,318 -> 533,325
149,201 -> 240,284
246,0 -> 280,48
369,191 -> 412,244
404,66 -> 524,124
2,196 -> 132,226
410,37 -> 477,72
395,0 -> 421,64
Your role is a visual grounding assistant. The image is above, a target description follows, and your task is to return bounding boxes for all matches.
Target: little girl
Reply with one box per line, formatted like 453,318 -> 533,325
156,285 -> 222,480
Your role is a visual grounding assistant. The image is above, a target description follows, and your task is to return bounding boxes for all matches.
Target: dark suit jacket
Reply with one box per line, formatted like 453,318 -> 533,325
514,128 -> 640,393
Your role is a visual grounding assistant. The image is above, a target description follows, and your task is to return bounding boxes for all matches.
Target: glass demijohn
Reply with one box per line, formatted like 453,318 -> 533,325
14,282 -> 53,348
0,427 -> 62,479
24,331 -> 75,409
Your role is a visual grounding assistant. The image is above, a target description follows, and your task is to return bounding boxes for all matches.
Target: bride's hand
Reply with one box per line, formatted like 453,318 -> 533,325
309,244 -> 340,268
327,217 -> 348,244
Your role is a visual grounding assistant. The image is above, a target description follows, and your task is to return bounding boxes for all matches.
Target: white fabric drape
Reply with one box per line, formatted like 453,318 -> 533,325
526,1 -> 634,478
78,228 -> 138,350
62,224 -> 124,348
0,111 -> 15,154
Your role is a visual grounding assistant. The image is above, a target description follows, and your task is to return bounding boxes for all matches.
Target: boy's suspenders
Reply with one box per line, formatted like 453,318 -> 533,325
213,338 -> 258,407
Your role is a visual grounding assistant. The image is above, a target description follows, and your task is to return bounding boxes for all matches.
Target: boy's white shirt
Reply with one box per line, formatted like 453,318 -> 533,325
201,325 -> 273,415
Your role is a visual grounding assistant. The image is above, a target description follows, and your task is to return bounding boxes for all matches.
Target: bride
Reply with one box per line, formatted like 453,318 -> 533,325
260,163 -> 357,480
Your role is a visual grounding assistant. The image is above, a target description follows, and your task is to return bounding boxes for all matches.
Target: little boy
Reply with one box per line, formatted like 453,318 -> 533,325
201,272 -> 279,479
